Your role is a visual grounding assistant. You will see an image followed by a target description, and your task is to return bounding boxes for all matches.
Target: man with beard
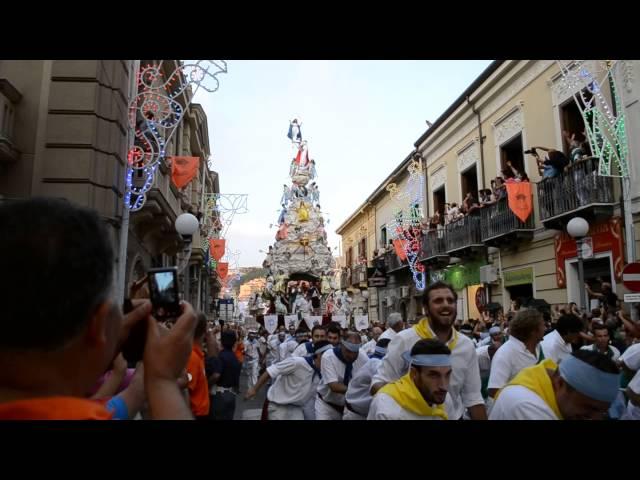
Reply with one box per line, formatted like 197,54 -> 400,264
371,281 -> 486,420
368,339 -> 451,420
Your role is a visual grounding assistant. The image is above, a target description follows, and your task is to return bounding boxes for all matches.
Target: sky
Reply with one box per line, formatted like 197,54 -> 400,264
192,60 -> 492,268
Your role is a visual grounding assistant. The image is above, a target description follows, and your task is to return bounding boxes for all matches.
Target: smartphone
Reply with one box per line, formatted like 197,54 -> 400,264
147,267 -> 181,319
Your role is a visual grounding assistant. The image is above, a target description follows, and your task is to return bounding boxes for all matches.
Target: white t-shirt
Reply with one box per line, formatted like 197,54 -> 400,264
367,392 -> 445,420
317,348 -> 369,406
541,330 -> 572,364
267,336 -> 282,366
279,338 -> 298,362
266,356 -> 320,407
488,336 -> 542,391
476,345 -> 492,378
620,343 -> 640,371
362,339 -> 376,356
580,343 -> 621,362
628,369 -> 640,395
379,328 -> 397,342
244,340 -> 259,363
489,385 -> 559,420
344,357 -> 382,416
372,323 -> 484,420
292,341 -> 314,358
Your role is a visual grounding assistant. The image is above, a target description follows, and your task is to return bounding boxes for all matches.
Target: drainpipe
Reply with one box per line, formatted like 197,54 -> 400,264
466,95 -> 486,190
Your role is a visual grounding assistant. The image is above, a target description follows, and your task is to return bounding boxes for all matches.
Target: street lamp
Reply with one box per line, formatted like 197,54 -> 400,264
175,212 -> 200,302
567,216 -> 590,312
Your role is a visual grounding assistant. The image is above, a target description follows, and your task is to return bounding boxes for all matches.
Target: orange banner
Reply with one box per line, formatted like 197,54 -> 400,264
392,239 -> 407,261
209,239 -> 226,261
506,182 -> 532,223
170,156 -> 200,189
217,262 -> 229,280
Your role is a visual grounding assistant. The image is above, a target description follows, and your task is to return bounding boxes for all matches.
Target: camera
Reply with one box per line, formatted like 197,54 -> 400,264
523,148 -> 538,155
147,267 -> 182,319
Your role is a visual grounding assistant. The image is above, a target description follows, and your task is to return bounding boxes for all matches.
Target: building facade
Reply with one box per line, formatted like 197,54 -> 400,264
0,60 -> 221,314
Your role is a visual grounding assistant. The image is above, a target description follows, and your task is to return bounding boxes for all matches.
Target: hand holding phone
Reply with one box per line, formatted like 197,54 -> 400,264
147,267 -> 181,319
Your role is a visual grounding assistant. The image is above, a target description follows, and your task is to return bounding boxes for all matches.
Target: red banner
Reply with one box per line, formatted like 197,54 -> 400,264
217,262 -> 229,280
392,239 -> 407,261
170,156 -> 200,189
554,217 -> 624,288
506,182 -> 532,223
209,239 -> 226,261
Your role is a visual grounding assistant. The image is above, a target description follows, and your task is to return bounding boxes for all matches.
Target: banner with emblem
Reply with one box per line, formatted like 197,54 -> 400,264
285,314 -> 300,330
170,156 -> 200,189
264,315 -> 278,334
355,315 -> 369,331
305,315 -> 322,329
332,315 -> 347,329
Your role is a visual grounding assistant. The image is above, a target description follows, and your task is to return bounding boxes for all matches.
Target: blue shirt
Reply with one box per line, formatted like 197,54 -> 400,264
543,163 -> 559,178
206,349 -> 241,389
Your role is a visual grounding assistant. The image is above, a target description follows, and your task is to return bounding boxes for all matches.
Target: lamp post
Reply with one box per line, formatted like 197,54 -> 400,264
175,212 -> 200,303
567,217 -> 590,312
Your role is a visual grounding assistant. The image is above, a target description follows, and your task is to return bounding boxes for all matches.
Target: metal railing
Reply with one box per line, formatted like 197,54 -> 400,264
384,250 -> 405,272
351,264 -> 367,285
421,228 -> 448,259
340,269 -> 349,289
537,156 -> 615,222
480,196 -> 535,242
445,214 -> 482,253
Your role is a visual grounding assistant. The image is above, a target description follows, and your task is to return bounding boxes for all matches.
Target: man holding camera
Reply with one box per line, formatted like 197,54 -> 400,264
0,197 -> 198,420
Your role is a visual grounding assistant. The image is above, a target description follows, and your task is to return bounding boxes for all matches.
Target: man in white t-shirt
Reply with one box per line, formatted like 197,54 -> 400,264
489,350 -> 620,420
368,338 -> 451,420
540,314 -> 583,364
379,312 -> 404,342
292,324 -> 327,357
488,309 -> 545,399
362,327 -> 383,356
316,332 -> 369,420
621,369 -> 640,420
267,331 -> 286,367
371,281 -> 486,420
343,338 -> 391,420
580,324 -> 621,361
244,340 -> 333,420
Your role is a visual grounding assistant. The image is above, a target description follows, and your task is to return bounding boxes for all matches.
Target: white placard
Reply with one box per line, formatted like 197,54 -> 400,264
285,315 -> 300,329
305,315 -> 322,329
624,293 -> 640,303
264,315 -> 278,334
332,315 -> 348,329
355,315 -> 369,331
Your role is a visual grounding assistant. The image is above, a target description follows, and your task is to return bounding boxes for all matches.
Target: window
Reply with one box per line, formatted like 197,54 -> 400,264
380,226 -> 387,248
460,164 -> 478,200
433,187 -> 446,225
560,88 -> 593,157
500,133 -> 525,179
358,238 -> 366,261
346,247 -> 353,268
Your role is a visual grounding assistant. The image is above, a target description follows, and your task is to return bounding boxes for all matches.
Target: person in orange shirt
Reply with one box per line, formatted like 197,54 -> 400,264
0,197 -> 198,420
234,332 -> 246,364
186,313 -> 210,420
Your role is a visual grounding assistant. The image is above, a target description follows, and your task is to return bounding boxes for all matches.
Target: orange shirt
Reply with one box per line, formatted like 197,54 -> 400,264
0,396 -> 113,420
234,341 -> 245,364
186,343 -> 210,417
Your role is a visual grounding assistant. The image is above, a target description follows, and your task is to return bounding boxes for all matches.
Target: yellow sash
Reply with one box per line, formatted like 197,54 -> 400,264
414,318 -> 458,351
379,373 -> 448,419
497,358 -> 563,419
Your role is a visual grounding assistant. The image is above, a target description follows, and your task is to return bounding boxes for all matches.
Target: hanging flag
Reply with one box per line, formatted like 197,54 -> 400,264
355,315 -> 369,331
285,314 -> 300,330
209,239 -> 226,261
170,156 -> 200,189
332,315 -> 347,329
306,315 -> 322,329
217,262 -> 229,280
506,182 -> 533,223
264,315 -> 278,334
393,239 -> 407,261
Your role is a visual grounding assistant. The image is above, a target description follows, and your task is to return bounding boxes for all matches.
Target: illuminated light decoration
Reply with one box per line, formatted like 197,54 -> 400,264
203,193 -> 248,241
123,60 -> 228,211
386,154 -> 426,290
556,60 -> 630,178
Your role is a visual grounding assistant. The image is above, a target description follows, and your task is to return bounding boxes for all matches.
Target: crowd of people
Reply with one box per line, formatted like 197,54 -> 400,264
1,196 -> 638,421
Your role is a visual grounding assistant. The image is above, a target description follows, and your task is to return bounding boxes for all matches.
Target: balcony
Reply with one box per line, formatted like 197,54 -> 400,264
351,264 -> 368,287
537,156 -> 616,230
419,229 -> 449,266
480,196 -> 535,247
445,214 -> 485,257
384,250 -> 407,273
340,269 -> 349,289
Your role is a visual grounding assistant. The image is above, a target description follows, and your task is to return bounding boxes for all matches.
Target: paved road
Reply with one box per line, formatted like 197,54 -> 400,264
233,366 -> 267,420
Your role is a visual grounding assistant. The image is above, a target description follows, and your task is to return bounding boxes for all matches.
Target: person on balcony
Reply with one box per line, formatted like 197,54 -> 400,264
479,189 -> 496,208
463,192 -> 481,216
446,203 -> 462,224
